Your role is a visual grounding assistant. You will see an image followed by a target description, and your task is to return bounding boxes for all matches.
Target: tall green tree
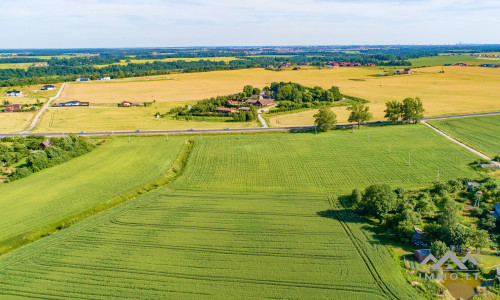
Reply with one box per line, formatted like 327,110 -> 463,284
469,227 -> 489,251
384,100 -> 402,123
313,107 -> 337,132
360,184 -> 397,222
431,240 -> 448,258
401,97 -> 425,124
347,102 -> 373,129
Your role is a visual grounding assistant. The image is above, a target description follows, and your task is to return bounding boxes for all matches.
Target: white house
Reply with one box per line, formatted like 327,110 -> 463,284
6,91 -> 23,97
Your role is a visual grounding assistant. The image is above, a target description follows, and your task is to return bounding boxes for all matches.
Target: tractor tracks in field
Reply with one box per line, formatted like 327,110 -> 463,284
328,197 -> 399,300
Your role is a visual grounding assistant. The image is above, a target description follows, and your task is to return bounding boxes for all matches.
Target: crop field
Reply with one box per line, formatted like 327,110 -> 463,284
0,136 -> 186,252
0,112 -> 36,133
428,114 -> 500,158
0,124 -> 480,299
48,66 -> 500,132
33,102 -> 259,133
0,125 -> 482,298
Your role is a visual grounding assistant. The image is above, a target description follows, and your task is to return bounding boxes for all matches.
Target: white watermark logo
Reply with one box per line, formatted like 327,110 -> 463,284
419,251 -> 480,281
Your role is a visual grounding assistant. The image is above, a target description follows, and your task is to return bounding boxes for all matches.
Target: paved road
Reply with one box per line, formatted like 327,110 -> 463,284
422,121 -> 500,165
21,83 -> 67,133
3,110 -> 500,138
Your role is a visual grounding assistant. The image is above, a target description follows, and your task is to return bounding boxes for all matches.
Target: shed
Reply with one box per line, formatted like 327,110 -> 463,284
415,249 -> 431,263
480,164 -> 500,169
41,85 -> 56,90
39,140 -> 51,149
411,226 -> 425,246
467,182 -> 481,190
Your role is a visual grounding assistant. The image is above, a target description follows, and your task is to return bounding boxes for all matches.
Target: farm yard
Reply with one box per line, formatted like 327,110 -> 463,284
428,114 -> 500,158
0,136 -> 186,254
0,124 -> 482,298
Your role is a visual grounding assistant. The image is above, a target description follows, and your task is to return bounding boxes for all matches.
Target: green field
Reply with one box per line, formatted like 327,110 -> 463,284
0,136 -> 185,252
428,114 -> 500,158
0,125 -> 482,298
409,54 -> 500,67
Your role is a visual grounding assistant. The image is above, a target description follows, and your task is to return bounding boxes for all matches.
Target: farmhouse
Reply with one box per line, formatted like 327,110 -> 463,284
365,63 -> 376,66
414,249 -> 431,263
6,91 -> 23,97
97,77 -> 111,81
216,107 -> 238,114
39,140 -> 52,149
4,104 -> 22,112
120,101 -> 132,107
293,67 -> 301,70
246,98 -> 274,107
227,100 -> 239,106
76,78 -> 91,82
404,68 -> 412,74
41,85 -> 56,91
32,62 -> 48,67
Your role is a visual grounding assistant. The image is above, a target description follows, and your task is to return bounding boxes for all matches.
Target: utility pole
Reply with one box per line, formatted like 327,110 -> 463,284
166,132 -> 168,141
128,133 -> 130,143
389,143 -> 391,154
437,168 -> 439,182
368,133 -> 370,141
408,152 -> 411,166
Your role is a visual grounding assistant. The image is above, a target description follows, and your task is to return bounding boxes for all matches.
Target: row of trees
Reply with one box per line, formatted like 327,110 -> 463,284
314,102 -> 374,131
384,97 -> 425,124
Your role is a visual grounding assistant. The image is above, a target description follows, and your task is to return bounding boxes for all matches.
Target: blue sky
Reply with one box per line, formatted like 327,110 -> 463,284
1,0 -> 499,48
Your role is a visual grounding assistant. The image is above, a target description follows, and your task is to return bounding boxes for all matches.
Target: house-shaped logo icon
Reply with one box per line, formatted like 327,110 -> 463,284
420,251 -> 479,271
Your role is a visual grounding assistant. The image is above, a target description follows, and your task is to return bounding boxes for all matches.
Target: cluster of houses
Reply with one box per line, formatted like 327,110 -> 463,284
470,53 -> 499,57
53,101 -> 89,107
216,92 -> 275,114
32,62 -> 48,67
263,62 -> 307,69
444,63 -> 468,66
325,61 -> 376,68
394,69 -> 412,75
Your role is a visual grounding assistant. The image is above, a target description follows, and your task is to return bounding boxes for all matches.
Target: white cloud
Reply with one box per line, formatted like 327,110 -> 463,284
0,0 -> 499,47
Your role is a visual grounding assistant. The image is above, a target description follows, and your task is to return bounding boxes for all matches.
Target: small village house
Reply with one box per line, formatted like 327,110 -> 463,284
33,62 -> 48,67
97,77 -> 111,81
411,226 -> 426,246
6,91 -> 23,97
404,68 -> 412,74
120,101 -> 132,107
76,78 -> 91,82
227,100 -> 239,106
41,85 -> 56,91
4,104 -> 22,112
39,140 -> 52,149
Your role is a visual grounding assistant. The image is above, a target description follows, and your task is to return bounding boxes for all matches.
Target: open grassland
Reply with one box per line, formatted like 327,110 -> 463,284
409,54 -> 500,67
0,136 -> 186,253
0,125 -> 478,298
33,102 -> 259,133
0,112 -> 36,133
52,67 -> 500,132
428,114 -> 500,158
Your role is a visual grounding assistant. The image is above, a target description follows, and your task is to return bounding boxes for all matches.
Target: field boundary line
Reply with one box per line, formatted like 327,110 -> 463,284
21,82 -> 67,134
422,121 -> 499,165
0,139 -> 195,258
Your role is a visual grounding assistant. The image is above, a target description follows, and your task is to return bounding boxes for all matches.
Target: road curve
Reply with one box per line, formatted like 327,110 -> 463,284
3,110 -> 500,139
21,82 -> 67,134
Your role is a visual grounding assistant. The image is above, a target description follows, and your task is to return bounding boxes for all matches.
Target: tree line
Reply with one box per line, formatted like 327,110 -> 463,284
2,134 -> 95,182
